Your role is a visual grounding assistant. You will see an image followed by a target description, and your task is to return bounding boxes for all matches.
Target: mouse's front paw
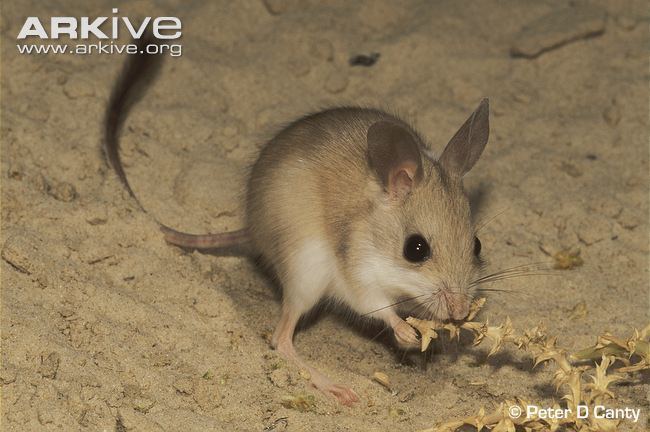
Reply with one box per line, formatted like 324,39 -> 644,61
392,319 -> 420,350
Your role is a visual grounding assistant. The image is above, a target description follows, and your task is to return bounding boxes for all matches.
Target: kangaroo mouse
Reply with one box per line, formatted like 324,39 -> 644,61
104,35 -> 490,406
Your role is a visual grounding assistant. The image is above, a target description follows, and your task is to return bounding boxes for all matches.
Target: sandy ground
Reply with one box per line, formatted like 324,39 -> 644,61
1,1 -> 649,431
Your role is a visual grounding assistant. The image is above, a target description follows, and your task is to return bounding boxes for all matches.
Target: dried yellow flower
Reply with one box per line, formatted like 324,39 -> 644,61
583,356 -> 622,403
466,297 -> 486,320
553,248 -> 583,269
280,393 -> 316,412
405,317 -> 440,352
413,298 -> 649,432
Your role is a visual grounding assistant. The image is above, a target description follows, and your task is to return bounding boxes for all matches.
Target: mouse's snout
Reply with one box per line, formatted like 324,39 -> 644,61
448,295 -> 470,321
433,287 -> 471,321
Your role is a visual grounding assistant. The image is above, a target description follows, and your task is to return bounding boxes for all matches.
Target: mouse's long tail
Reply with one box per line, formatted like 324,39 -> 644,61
103,33 -> 250,252
104,31 -> 162,201
160,226 -> 250,249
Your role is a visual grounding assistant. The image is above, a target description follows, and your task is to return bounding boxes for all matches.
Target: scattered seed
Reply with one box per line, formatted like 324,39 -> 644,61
372,371 -> 391,390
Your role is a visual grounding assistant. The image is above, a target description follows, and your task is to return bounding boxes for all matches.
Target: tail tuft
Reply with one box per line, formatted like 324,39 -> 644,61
103,32 -> 165,203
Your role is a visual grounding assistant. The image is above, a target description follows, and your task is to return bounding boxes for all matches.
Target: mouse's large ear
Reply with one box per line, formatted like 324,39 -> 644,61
367,120 -> 423,199
439,98 -> 489,178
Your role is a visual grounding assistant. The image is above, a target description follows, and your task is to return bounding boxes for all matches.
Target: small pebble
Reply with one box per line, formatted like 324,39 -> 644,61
38,352 -> 61,379
132,396 -> 155,413
173,377 -> 194,395
63,77 -> 96,99
86,217 -> 107,225
2,233 -> 38,275
48,181 -> 77,202
399,390 -> 415,403
59,308 -> 75,319
559,161 -> 582,178
617,208 -> 639,230
575,218 -> 609,245
0,365 -> 17,384
324,70 -> 349,94
86,206 -> 108,225
37,410 -> 53,425
31,173 -> 49,194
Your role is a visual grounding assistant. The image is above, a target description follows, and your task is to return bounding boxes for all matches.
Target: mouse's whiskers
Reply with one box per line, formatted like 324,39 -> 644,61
470,261 -> 557,292
366,296 -> 429,345
475,207 -> 510,233
360,294 -> 428,317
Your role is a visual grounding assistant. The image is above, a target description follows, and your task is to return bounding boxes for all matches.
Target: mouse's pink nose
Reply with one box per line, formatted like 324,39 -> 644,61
441,290 -> 470,321
449,299 -> 470,321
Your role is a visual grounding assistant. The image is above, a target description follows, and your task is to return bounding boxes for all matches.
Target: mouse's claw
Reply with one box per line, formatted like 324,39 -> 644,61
392,318 -> 420,350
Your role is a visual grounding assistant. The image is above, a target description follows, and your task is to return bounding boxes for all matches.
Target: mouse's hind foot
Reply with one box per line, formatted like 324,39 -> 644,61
275,340 -> 359,406
272,305 -> 359,406
307,367 -> 359,406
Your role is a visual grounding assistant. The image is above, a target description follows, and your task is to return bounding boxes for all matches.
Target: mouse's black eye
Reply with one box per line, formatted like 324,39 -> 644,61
474,236 -> 482,257
403,234 -> 431,263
